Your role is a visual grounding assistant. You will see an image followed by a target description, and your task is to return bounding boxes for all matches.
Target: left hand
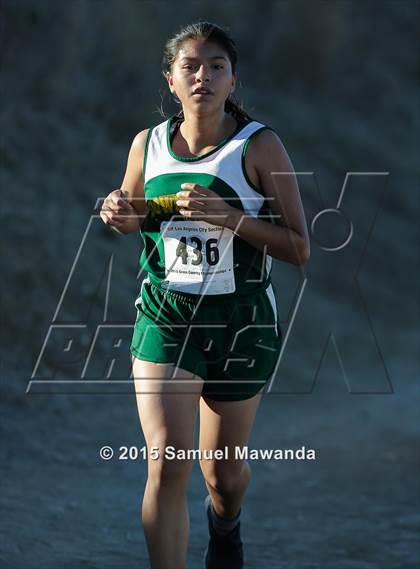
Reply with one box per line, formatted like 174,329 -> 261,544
176,183 -> 239,228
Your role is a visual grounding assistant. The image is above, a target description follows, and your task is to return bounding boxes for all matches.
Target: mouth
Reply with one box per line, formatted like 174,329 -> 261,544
192,88 -> 213,96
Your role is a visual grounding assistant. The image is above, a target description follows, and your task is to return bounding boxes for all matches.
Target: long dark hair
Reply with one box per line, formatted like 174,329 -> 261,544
159,21 -> 252,123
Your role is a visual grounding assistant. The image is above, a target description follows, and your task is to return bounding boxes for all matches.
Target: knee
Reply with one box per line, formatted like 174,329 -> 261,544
147,444 -> 193,489
200,459 -> 250,494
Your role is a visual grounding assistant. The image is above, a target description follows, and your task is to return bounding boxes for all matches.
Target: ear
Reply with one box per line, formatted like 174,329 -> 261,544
230,74 -> 237,95
165,72 -> 175,94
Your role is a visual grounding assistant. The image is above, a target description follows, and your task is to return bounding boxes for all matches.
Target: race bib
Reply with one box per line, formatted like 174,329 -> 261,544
160,220 -> 236,295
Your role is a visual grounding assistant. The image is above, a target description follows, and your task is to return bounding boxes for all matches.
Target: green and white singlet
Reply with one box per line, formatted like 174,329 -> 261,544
138,114 -> 277,300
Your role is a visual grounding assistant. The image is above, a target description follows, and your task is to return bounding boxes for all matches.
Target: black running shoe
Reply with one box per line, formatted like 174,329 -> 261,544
204,495 -> 244,569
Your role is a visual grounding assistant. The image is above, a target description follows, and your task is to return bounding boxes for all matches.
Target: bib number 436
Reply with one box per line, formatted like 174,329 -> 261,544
176,236 -> 220,266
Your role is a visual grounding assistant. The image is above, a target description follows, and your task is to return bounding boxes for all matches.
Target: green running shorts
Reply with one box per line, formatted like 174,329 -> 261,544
130,277 -> 282,401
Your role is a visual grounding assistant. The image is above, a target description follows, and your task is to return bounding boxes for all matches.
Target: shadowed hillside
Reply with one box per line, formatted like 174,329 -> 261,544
1,1 -> 418,380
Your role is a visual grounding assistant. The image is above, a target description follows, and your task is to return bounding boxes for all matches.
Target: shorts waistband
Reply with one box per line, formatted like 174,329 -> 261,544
147,274 -> 271,305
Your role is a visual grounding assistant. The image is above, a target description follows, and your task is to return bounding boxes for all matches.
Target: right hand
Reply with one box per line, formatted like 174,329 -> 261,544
100,189 -> 136,230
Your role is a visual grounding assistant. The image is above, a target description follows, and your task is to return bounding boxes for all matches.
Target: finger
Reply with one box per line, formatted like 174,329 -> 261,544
100,211 -> 109,224
103,207 -> 128,225
112,196 -> 132,210
108,189 -> 129,206
102,199 -> 118,212
103,204 -> 123,218
101,211 -> 123,227
177,191 -> 209,203
117,202 -> 133,214
176,199 -> 205,208
179,183 -> 209,197
107,190 -> 123,205
110,188 -> 127,199
118,189 -> 132,208
194,187 -> 211,196
179,208 -> 205,218
180,182 -> 201,191
105,198 -> 132,215
109,218 -> 125,228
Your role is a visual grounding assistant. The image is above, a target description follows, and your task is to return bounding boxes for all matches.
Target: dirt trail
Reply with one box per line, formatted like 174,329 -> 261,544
1,358 -> 418,569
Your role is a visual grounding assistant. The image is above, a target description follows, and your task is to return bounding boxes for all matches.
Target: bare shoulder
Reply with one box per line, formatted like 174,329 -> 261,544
133,128 -> 150,146
125,128 -> 151,180
243,127 -> 295,194
131,128 -> 150,166
248,128 -> 294,172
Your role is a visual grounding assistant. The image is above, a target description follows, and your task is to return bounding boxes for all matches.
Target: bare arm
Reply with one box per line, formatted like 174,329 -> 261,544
226,129 -> 310,265
100,129 -> 150,234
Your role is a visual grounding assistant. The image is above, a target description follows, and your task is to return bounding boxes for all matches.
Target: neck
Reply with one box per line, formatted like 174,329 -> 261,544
178,110 -> 236,155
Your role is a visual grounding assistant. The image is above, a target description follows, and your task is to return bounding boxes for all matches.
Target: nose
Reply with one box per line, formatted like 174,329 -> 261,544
196,64 -> 210,82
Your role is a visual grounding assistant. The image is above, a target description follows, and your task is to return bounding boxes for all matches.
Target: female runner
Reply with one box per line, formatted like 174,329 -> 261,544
100,20 -> 309,569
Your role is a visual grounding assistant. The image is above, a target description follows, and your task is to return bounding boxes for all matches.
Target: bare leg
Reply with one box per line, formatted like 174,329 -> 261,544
132,357 -> 204,569
198,388 -> 265,519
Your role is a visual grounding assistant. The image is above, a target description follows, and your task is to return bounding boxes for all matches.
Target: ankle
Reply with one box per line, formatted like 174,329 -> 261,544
208,497 -> 241,535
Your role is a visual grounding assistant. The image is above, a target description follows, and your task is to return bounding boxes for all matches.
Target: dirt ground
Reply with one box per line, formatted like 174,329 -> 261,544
1,348 -> 418,569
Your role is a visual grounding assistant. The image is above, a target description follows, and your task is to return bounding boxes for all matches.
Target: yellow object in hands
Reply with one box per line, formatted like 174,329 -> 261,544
147,194 -> 181,217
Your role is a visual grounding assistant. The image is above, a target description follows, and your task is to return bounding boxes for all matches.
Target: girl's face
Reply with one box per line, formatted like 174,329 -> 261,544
166,38 -> 236,115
